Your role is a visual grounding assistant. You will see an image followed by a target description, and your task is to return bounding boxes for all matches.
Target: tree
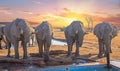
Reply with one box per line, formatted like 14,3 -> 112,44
85,16 -> 93,32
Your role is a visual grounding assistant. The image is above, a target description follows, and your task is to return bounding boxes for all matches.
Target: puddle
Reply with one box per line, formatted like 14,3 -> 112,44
52,39 -> 67,46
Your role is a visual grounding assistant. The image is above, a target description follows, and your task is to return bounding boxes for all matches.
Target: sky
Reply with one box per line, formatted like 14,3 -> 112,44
0,0 -> 120,27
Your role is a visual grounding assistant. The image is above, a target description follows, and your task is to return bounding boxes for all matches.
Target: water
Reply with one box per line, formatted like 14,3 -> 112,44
0,63 -> 39,71
32,65 -> 120,71
0,63 -> 119,71
28,39 -> 67,46
52,39 -> 67,46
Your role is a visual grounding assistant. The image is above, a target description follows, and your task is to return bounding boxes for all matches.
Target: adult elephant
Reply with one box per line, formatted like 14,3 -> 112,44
35,21 -> 52,61
94,22 -> 118,58
64,21 -> 86,57
4,18 -> 31,59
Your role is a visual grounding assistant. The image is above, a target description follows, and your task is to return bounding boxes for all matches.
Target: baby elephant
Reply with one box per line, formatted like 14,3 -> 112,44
35,21 -> 52,61
94,22 -> 118,58
64,21 -> 86,57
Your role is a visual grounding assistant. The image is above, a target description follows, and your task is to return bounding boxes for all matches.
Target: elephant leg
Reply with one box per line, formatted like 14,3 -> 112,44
65,32 -> 72,56
71,39 -> 75,51
13,41 -> 19,59
98,39 -> 104,58
67,39 -> 74,57
104,38 -> 111,57
3,36 -> 7,49
75,40 -> 80,57
22,41 -> 27,59
6,40 -> 11,57
44,41 -> 50,62
110,39 -> 112,53
0,39 -> 2,49
37,39 -> 43,57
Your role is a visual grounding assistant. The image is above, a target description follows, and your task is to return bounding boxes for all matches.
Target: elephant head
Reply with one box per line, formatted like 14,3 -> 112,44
64,21 -> 86,57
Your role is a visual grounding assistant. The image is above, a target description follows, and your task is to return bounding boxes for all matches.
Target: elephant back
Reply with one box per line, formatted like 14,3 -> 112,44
35,21 -> 52,40
4,18 -> 31,43
65,21 -> 85,37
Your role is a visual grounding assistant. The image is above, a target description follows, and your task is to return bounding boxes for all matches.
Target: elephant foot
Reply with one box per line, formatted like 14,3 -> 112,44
15,56 -> 19,59
66,53 -> 72,57
39,54 -> 43,58
75,54 -> 80,57
7,55 -> 11,57
98,54 -> 104,58
23,56 -> 27,59
44,55 -> 49,62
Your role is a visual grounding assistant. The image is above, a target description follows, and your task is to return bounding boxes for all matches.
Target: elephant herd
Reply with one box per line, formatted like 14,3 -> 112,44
0,18 -> 119,61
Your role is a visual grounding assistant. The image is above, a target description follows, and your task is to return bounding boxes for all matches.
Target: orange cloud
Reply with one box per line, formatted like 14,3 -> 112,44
90,13 -> 120,27
22,11 -> 33,14
0,7 -> 12,14
27,8 -> 120,28
27,8 -> 93,28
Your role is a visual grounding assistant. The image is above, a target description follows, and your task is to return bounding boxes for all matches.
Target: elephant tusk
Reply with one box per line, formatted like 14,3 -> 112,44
20,29 -> 23,35
75,30 -> 78,34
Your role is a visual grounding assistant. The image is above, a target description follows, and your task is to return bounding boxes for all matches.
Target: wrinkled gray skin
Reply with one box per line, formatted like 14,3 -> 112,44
35,21 -> 52,61
4,18 -> 31,59
94,22 -> 118,58
64,21 -> 86,57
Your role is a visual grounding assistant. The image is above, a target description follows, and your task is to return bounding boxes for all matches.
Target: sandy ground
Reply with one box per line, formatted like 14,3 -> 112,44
0,30 -> 120,63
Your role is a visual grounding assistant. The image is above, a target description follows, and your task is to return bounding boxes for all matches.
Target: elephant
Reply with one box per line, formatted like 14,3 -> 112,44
35,21 -> 52,61
3,18 -> 31,59
94,22 -> 119,58
64,21 -> 86,57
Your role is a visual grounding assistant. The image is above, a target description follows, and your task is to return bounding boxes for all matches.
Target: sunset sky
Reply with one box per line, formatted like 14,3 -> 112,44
0,0 -> 120,27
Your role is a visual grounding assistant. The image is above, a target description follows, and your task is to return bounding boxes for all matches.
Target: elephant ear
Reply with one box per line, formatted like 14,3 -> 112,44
93,23 -> 101,38
111,25 -> 119,38
103,22 -> 113,38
